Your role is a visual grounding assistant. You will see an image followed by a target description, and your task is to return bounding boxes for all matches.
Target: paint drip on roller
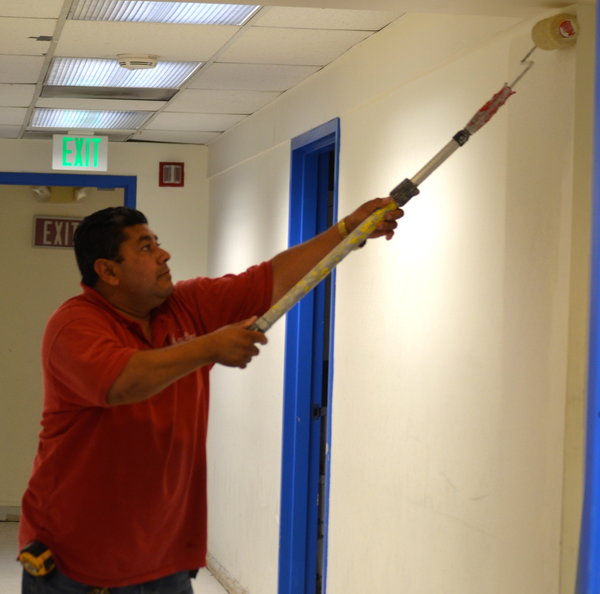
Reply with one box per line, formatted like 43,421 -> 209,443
531,13 -> 579,50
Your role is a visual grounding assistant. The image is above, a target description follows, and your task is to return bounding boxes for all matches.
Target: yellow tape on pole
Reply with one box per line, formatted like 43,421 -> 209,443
251,201 -> 399,332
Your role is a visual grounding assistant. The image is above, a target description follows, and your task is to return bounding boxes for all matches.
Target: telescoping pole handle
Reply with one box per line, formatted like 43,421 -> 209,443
250,82 -> 517,333
249,197 -> 406,333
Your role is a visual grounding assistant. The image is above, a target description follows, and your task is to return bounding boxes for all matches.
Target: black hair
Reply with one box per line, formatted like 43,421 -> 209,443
74,206 -> 148,287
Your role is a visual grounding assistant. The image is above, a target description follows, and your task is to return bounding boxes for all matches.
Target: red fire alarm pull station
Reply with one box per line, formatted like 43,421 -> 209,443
159,162 -> 184,187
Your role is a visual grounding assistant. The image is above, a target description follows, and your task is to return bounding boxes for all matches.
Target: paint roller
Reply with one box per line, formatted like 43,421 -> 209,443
531,13 -> 579,50
249,13 -> 579,333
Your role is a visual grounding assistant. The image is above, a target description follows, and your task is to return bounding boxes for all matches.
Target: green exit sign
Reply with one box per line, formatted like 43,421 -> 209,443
52,134 -> 108,171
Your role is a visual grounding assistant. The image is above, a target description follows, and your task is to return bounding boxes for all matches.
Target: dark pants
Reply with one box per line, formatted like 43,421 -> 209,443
22,567 -> 195,594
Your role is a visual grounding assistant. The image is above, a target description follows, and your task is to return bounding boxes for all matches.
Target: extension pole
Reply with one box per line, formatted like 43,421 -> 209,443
250,83 -> 517,333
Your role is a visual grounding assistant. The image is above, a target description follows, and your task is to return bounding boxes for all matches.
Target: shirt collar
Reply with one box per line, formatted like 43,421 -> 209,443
80,283 -> 171,345
81,283 -> 145,328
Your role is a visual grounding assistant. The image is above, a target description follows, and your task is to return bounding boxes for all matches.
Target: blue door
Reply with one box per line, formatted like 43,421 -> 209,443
278,119 -> 340,594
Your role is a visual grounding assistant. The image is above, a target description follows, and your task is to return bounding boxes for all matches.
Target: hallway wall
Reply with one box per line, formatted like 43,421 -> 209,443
0,5 -> 590,593
0,140 -> 209,509
206,8 -> 588,594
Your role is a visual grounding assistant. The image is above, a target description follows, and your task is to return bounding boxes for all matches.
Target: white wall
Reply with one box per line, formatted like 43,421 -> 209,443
206,8 -> 587,594
0,140 -> 209,508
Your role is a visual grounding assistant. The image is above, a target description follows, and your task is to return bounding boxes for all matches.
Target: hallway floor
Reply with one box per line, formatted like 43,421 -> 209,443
0,522 -> 227,593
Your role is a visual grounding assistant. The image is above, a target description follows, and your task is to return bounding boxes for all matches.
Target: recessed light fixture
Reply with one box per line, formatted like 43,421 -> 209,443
31,108 -> 152,130
69,0 -> 261,26
46,57 -> 201,88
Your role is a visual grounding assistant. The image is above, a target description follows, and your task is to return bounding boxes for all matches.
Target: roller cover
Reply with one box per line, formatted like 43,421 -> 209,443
531,13 -> 578,50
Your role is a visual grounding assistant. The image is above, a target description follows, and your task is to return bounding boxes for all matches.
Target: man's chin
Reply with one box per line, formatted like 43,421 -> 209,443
156,280 -> 174,301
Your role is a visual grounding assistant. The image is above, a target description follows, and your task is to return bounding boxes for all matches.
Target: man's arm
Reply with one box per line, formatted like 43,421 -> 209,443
270,197 -> 403,304
108,197 -> 402,405
107,316 -> 267,405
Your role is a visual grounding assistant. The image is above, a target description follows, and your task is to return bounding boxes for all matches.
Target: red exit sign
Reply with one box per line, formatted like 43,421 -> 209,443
33,216 -> 82,248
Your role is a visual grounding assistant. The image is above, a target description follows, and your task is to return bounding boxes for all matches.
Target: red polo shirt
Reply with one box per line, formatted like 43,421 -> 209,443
19,262 -> 272,588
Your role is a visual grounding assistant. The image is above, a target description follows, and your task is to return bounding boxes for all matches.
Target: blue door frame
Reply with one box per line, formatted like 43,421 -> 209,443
577,6 -> 600,592
0,172 -> 137,207
279,119 -> 340,594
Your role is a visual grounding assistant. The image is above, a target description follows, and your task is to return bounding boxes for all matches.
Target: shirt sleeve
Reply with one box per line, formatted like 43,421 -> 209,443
43,311 -> 137,408
173,261 -> 273,334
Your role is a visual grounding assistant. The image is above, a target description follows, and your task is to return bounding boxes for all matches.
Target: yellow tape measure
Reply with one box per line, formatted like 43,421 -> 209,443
19,541 -> 55,577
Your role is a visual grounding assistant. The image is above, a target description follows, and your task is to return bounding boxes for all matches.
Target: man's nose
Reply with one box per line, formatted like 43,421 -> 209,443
158,247 -> 171,262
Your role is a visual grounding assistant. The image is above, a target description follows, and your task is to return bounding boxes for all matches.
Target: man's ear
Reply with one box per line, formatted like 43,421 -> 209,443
94,259 -> 120,286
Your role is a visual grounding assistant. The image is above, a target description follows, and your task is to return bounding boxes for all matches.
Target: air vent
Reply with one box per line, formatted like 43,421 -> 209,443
117,54 -> 158,70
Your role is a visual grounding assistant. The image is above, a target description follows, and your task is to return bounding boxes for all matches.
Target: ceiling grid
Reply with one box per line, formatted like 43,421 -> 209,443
0,0 -> 583,145
0,0 -> 402,144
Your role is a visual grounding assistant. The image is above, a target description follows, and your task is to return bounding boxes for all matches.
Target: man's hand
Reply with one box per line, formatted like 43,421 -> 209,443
207,316 -> 268,369
270,197 -> 405,305
343,197 -> 404,240
107,316 -> 268,405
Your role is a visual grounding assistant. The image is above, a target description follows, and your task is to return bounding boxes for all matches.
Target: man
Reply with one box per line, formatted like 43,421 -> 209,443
19,198 -> 402,593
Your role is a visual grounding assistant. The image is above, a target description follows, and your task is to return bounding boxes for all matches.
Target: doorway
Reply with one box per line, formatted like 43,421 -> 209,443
278,119 -> 340,594
0,172 -> 136,516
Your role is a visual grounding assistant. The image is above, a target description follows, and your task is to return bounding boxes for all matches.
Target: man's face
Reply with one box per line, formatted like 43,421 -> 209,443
112,223 -> 173,306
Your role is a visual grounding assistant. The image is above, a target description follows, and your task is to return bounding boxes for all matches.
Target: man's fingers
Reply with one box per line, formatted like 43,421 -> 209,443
240,316 -> 268,345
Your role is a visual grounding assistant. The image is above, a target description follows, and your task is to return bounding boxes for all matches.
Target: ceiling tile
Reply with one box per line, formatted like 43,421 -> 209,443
0,84 -> 36,107
0,17 -> 56,55
188,63 -> 320,91
253,7 -> 400,30
146,112 -> 246,132
132,130 -> 221,144
217,27 -> 372,65
0,0 -> 63,18
0,56 -> 45,83
166,89 -> 281,114
55,21 -> 240,61
0,125 -> 22,138
0,107 -> 28,125
36,97 -> 168,111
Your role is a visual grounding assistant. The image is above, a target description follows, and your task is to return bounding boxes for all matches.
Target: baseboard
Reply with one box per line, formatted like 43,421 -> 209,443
205,553 -> 249,594
0,506 -> 20,521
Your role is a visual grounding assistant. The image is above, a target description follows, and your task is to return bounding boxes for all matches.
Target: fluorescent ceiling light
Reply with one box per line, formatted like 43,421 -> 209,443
47,57 -> 201,89
70,1 -> 261,25
31,108 -> 151,129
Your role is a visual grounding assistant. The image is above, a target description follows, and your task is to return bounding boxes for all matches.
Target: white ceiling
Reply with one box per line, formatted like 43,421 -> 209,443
0,0 -> 587,145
